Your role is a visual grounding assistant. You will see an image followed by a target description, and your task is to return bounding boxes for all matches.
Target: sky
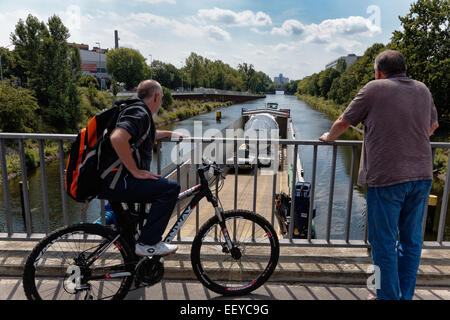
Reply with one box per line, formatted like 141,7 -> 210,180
0,0 -> 417,80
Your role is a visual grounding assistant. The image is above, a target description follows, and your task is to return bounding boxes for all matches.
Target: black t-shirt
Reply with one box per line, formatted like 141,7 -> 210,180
101,99 -> 156,188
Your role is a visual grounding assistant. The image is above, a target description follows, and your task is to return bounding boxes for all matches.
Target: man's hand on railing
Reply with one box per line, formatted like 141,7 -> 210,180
132,169 -> 161,180
171,132 -> 189,141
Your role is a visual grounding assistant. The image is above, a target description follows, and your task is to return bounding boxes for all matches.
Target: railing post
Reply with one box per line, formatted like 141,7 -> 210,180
18,139 -> 32,236
307,145 -> 318,242
437,153 -> 450,244
289,145 -> 298,241
345,146 -> 357,243
176,141 -> 181,241
0,139 -> 13,236
58,140 -> 69,226
157,140 -> 162,176
326,144 -> 338,243
38,140 -> 50,234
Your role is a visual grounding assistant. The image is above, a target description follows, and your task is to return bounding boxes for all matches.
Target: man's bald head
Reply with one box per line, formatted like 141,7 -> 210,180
137,80 -> 163,114
137,80 -> 162,100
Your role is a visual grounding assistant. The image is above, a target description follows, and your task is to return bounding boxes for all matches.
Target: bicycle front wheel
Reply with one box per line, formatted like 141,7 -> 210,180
191,210 -> 279,296
23,223 -> 135,300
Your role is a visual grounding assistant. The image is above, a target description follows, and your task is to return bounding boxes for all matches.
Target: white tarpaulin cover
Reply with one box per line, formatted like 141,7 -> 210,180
244,113 -> 279,134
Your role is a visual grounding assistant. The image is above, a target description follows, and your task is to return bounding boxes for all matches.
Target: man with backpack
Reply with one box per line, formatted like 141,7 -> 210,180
99,80 -> 184,257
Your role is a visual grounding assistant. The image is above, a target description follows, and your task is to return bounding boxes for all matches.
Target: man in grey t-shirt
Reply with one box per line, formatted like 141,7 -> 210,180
319,50 -> 439,300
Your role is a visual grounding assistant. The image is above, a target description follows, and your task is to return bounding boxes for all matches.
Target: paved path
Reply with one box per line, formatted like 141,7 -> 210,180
1,277 -> 449,300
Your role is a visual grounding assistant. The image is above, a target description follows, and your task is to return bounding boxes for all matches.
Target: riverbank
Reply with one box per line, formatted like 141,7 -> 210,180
296,94 -> 364,137
154,100 -> 233,128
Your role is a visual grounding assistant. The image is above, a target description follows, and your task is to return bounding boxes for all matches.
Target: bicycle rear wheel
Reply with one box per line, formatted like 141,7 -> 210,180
191,210 -> 279,296
23,223 -> 135,300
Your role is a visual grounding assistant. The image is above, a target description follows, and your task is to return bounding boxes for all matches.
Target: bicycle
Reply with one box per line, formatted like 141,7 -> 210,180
23,160 -> 280,300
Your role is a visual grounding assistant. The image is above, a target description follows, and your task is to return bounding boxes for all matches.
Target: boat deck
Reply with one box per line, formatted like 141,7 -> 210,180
167,147 -> 295,239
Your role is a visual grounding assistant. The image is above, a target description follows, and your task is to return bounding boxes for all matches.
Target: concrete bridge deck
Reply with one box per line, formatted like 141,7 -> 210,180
0,242 -> 449,300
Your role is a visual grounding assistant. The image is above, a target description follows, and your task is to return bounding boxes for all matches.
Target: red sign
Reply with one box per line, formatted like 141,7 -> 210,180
82,63 -> 98,73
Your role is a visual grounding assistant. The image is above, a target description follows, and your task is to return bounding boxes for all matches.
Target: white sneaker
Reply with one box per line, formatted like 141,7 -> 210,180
135,241 -> 178,257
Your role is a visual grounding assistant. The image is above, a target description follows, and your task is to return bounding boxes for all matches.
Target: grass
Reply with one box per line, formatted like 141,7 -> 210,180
154,100 -> 233,127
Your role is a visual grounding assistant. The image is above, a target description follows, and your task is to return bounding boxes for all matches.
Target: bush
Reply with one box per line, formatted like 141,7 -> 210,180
162,86 -> 173,111
0,81 -> 39,133
80,74 -> 100,89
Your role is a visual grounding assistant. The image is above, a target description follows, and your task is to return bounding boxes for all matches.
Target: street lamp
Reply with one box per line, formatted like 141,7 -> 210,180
149,54 -> 153,79
0,44 -> 14,81
179,60 -> 184,92
95,41 -> 102,90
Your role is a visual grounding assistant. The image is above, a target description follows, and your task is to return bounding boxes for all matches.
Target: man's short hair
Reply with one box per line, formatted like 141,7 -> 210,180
137,80 -> 162,100
374,50 -> 407,76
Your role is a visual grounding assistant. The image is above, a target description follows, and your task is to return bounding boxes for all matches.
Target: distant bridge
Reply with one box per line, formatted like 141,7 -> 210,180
171,88 -> 265,103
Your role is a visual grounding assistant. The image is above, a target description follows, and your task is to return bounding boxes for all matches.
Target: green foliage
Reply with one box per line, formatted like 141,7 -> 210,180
0,47 -> 17,80
390,0 -> 450,119
161,86 -> 173,111
298,43 -> 386,105
0,81 -> 39,132
284,80 -> 300,95
297,0 -> 448,123
151,60 -> 182,89
181,52 -> 271,93
318,68 -> 341,98
110,76 -> 121,97
11,14 -> 82,133
106,48 -> 147,90
80,73 -> 100,89
78,86 -> 114,126
336,58 -> 347,74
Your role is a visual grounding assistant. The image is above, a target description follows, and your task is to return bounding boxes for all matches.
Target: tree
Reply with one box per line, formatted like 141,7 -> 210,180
391,0 -> 450,119
336,58 -> 347,74
161,86 -> 173,111
11,14 -> 81,132
0,81 -> 39,132
110,76 -> 121,97
318,68 -> 341,98
151,60 -> 182,89
80,73 -> 100,89
0,47 -> 17,81
106,48 -> 147,90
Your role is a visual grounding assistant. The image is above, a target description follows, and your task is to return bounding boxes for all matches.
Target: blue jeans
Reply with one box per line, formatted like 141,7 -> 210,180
367,180 -> 432,300
367,179 -> 432,300
99,174 -> 181,245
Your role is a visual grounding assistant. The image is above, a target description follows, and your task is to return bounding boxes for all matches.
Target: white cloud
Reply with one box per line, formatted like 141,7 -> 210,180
272,43 -> 296,52
204,25 -> 231,41
197,7 -> 272,27
307,16 -> 381,38
271,20 -> 305,36
134,0 -> 176,4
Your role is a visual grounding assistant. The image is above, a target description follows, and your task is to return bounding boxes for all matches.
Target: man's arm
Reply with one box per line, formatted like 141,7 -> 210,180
430,120 -> 439,136
319,114 -> 351,142
156,130 -> 187,140
110,127 -> 160,180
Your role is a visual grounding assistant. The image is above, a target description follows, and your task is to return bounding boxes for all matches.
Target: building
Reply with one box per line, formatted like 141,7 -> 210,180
68,42 -> 111,89
325,54 -> 361,70
274,73 -> 289,84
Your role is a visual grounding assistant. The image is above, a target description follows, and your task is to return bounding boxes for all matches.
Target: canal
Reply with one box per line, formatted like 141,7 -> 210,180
0,94 -> 448,241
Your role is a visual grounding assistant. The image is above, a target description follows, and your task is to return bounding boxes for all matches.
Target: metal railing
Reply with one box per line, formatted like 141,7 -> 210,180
0,133 -> 449,249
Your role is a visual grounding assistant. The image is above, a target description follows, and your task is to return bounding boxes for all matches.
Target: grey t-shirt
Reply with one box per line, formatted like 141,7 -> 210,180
342,74 -> 438,187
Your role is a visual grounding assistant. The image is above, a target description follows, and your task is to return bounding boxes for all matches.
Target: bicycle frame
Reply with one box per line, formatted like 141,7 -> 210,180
162,178 -> 232,249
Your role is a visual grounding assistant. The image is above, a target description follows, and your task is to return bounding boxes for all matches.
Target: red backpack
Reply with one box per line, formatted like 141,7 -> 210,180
65,101 -> 150,202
